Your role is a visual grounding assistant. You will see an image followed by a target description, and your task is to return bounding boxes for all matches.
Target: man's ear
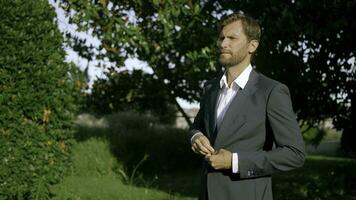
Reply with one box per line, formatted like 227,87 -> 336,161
248,40 -> 259,54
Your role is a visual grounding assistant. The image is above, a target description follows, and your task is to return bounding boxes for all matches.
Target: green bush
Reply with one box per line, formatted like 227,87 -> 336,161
0,0 -> 84,198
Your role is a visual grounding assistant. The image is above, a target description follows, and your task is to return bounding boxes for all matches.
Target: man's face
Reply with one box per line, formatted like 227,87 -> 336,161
217,20 -> 254,67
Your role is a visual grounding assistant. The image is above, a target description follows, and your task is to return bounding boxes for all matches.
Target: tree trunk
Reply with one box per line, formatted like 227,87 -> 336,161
174,98 -> 193,128
341,90 -> 356,153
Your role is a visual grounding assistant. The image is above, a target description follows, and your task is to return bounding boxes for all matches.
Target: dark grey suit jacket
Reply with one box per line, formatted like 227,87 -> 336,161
189,69 -> 305,200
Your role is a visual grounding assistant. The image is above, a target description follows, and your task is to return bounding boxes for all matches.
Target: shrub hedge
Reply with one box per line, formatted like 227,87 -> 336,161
0,0 -> 84,198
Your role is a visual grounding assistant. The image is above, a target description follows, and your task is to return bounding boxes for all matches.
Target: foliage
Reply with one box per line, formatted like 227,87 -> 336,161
88,69 -> 177,124
0,0 -> 84,198
60,0 -> 355,147
60,0 -> 219,126
245,0 -> 356,150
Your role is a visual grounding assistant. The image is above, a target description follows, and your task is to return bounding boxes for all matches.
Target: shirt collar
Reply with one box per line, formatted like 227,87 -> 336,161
219,64 -> 253,89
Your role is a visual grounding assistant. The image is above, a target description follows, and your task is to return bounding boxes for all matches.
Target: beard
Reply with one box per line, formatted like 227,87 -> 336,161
219,52 -> 247,68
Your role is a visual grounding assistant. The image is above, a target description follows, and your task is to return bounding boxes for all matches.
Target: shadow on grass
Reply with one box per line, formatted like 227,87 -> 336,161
273,156 -> 356,199
73,112 -> 356,199
74,112 -> 202,197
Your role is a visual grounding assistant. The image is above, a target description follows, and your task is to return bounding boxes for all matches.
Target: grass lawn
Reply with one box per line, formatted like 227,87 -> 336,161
273,156 -> 356,200
50,138 -> 195,200
51,113 -> 356,200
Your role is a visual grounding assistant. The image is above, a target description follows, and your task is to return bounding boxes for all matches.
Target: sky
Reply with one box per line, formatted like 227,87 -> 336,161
49,0 -> 199,109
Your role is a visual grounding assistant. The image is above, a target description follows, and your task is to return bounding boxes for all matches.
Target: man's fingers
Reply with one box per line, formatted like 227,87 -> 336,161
192,143 -> 199,154
198,137 -> 215,154
214,149 -> 220,155
199,150 -> 207,156
192,142 -> 197,150
192,141 -> 211,156
200,138 -> 215,154
206,155 -> 220,169
206,155 -> 216,163
205,155 -> 211,162
195,140 -> 211,155
191,134 -> 215,156
191,146 -> 197,153
206,145 -> 215,154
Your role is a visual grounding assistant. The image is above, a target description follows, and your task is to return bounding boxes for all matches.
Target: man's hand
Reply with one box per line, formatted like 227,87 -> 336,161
191,132 -> 215,156
205,149 -> 232,170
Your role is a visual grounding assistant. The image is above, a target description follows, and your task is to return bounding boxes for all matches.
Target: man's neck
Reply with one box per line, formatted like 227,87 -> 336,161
226,61 -> 251,87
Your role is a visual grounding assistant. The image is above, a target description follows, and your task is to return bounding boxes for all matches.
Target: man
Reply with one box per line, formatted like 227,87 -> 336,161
190,12 -> 305,200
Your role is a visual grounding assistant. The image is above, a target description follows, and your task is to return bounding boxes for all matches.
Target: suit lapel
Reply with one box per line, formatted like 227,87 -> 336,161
206,78 -> 220,139
214,70 -> 260,146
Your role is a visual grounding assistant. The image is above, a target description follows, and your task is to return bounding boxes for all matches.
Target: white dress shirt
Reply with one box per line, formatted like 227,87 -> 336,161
216,65 -> 252,173
191,64 -> 252,174
216,65 -> 252,129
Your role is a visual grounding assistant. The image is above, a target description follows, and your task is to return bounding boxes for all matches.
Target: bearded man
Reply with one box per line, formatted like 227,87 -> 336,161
189,12 -> 305,200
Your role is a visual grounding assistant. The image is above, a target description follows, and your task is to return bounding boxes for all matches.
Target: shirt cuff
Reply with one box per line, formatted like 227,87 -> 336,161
190,132 -> 203,143
232,153 -> 238,173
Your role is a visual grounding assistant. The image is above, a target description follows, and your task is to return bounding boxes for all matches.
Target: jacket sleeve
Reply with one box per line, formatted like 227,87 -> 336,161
188,86 -> 207,140
237,83 -> 305,179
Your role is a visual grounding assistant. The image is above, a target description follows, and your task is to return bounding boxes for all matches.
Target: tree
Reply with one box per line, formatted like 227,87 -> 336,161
60,0 -> 219,126
0,0 -> 84,198
60,0 -> 355,150
88,68 -> 177,124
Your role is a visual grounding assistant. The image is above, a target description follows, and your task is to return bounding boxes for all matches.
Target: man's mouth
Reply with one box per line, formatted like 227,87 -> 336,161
220,50 -> 231,54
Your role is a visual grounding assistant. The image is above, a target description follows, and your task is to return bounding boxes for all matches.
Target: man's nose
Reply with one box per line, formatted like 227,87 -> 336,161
219,38 -> 229,49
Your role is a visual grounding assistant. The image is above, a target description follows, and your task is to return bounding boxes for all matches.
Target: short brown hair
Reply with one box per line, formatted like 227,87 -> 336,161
219,12 -> 261,42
